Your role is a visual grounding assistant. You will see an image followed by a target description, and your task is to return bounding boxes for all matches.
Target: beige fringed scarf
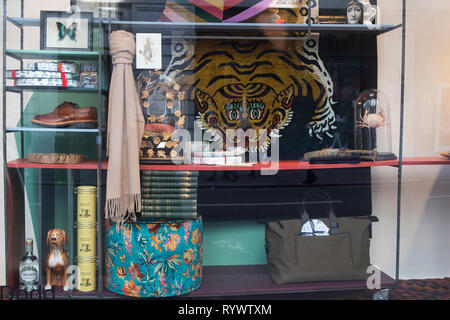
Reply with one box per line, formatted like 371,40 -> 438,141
105,30 -> 144,226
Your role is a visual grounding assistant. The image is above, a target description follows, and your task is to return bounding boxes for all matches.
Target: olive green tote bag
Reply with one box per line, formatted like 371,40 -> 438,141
265,190 -> 371,284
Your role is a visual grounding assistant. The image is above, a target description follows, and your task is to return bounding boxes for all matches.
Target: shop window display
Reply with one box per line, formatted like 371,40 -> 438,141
3,0 -> 428,301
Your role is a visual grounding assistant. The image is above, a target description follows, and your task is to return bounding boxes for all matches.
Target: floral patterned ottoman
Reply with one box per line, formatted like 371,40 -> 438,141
105,217 -> 203,297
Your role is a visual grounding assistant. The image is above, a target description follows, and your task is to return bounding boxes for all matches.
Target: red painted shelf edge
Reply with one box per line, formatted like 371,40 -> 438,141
6,157 -> 450,170
401,157 -> 450,165
6,159 -> 102,170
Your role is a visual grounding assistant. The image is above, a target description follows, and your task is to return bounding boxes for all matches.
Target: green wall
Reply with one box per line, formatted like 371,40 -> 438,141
203,221 -> 267,266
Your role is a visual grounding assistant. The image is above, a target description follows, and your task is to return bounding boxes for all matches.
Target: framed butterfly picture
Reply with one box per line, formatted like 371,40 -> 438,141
40,11 -> 93,51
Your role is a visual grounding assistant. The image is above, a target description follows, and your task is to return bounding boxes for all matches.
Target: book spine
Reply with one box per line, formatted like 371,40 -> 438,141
141,176 -> 198,183
141,199 -> 197,207
141,193 -> 197,200
140,186 -> 198,193
140,181 -> 198,188
141,170 -> 199,177
137,211 -> 197,220
141,205 -> 197,212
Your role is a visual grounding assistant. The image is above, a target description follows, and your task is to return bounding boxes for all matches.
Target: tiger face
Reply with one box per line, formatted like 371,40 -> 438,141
162,0 -> 336,151
194,75 -> 295,151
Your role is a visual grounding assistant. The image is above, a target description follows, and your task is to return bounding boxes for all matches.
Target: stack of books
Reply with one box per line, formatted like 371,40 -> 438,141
192,147 -> 246,165
138,170 -> 199,219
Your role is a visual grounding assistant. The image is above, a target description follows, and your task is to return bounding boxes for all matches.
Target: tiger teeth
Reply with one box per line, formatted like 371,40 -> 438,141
270,131 -> 281,138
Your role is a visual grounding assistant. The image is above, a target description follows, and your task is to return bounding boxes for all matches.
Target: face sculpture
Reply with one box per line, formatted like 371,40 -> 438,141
347,1 -> 363,24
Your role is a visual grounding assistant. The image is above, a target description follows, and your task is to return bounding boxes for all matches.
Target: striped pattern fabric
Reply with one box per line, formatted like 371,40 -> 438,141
160,0 -> 273,23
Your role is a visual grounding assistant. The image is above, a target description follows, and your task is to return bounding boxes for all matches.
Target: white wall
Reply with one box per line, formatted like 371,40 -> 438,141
374,0 -> 450,279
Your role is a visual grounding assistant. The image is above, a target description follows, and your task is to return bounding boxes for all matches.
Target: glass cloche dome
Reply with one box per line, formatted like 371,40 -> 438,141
354,89 -> 393,155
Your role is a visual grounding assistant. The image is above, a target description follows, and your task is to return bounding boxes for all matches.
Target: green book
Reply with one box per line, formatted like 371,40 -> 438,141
141,199 -> 197,207
141,170 -> 199,177
137,211 -> 197,219
141,187 -> 197,194
141,205 -> 197,212
140,181 -> 198,188
141,176 -> 199,183
141,193 -> 197,200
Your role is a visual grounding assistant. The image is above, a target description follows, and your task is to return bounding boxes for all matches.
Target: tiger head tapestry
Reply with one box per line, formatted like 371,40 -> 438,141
160,0 -> 337,152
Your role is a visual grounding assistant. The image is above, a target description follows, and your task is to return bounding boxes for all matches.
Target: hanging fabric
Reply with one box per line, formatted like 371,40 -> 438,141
105,30 -> 145,227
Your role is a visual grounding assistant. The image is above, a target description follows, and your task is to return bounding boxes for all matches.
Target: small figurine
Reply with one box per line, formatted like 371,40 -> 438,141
356,107 -> 386,128
347,0 -> 364,24
347,0 -> 377,25
45,228 -> 69,291
359,0 -> 377,25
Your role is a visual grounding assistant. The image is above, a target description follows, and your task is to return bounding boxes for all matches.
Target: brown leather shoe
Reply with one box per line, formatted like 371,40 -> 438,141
31,101 -> 97,128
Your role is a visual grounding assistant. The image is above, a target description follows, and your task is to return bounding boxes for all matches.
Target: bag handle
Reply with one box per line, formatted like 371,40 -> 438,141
300,189 -> 339,235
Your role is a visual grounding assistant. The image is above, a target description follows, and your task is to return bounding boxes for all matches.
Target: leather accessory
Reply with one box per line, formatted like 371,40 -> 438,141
31,101 -> 97,128
309,155 -> 361,164
265,189 -> 371,284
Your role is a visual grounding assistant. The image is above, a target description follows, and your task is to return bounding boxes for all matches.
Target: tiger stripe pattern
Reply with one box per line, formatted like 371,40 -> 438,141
161,0 -> 337,150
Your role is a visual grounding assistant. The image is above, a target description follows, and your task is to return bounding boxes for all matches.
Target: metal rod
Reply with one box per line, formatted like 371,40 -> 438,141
3,0 -> 8,289
108,5 -> 111,36
395,0 -> 407,286
306,0 -> 312,39
5,127 -> 100,133
37,168 -> 43,289
67,169 -> 74,298
6,16 -> 23,28
67,170 -> 74,272
19,0 -> 23,159
163,35 -> 312,41
5,51 -> 22,60
96,6 -> 103,297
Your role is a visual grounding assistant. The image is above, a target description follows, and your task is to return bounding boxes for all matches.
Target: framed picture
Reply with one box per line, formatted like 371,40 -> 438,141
40,11 -> 93,51
136,33 -> 162,70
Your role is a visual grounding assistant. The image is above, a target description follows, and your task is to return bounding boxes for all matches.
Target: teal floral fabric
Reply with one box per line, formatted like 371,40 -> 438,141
105,217 -> 203,297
